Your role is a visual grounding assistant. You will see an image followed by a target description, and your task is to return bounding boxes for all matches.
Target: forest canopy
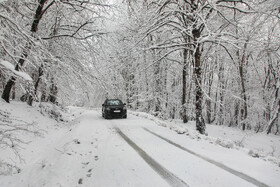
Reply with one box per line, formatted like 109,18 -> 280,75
0,0 -> 279,134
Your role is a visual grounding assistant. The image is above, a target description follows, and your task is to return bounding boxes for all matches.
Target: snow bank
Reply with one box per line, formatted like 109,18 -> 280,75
0,100 -> 74,175
0,104 -> 105,187
129,111 -> 280,166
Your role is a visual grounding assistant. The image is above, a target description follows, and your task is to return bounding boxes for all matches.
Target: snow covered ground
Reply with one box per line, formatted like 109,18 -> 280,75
0,100 -> 279,187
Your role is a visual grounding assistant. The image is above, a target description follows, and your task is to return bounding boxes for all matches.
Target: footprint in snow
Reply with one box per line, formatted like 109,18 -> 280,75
86,173 -> 92,177
74,139 -> 81,144
82,162 -> 89,165
78,178 -> 83,184
94,156 -> 99,161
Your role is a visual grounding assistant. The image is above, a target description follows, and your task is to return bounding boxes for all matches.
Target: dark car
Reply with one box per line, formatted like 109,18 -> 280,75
102,99 -> 127,119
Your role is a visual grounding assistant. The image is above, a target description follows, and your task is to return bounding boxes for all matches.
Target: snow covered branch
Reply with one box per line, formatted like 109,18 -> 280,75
0,60 -> 32,81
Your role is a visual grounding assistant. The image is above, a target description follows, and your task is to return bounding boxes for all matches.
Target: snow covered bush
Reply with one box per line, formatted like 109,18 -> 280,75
37,102 -> 66,122
215,138 -> 235,149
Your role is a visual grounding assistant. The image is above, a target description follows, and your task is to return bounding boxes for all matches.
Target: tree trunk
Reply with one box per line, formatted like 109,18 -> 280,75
49,77 -> 58,104
218,64 -> 225,126
205,92 -> 211,124
151,35 -> 161,115
238,55 -> 248,130
193,29 -> 205,134
27,65 -> 44,106
267,87 -> 280,134
1,77 -> 16,103
205,64 -> 213,124
234,101 -> 240,127
154,62 -> 161,114
212,89 -> 218,124
182,48 -> 188,123
234,3 -> 248,130
267,100 -> 280,134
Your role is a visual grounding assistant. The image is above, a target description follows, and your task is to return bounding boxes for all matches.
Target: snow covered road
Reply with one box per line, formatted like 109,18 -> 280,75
1,108 -> 279,187
90,111 -> 277,187
114,126 -> 188,187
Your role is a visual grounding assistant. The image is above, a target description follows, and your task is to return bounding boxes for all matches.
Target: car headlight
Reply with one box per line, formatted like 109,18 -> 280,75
123,106 -> 127,110
106,107 -> 110,111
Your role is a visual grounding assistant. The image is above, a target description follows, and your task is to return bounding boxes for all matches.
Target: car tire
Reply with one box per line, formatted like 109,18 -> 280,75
123,114 -> 127,119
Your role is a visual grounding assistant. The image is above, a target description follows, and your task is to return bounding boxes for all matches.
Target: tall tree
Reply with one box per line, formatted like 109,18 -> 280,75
2,0 -> 49,103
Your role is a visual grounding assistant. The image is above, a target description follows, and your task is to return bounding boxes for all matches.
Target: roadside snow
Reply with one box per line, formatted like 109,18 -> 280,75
129,111 -> 280,166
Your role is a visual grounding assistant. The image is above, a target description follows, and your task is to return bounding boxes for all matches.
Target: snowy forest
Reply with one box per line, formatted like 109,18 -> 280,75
0,0 -> 279,135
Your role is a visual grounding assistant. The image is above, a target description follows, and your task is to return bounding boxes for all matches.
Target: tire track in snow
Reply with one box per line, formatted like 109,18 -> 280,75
114,127 -> 189,187
143,127 -> 270,187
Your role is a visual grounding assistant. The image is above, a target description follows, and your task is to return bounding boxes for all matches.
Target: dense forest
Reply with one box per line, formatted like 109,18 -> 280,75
1,0 -> 279,134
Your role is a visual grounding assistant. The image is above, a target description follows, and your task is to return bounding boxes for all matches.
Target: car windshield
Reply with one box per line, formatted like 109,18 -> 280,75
106,100 -> 122,106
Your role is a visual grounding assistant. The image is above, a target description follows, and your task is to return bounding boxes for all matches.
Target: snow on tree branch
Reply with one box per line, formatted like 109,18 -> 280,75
0,60 -> 32,81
